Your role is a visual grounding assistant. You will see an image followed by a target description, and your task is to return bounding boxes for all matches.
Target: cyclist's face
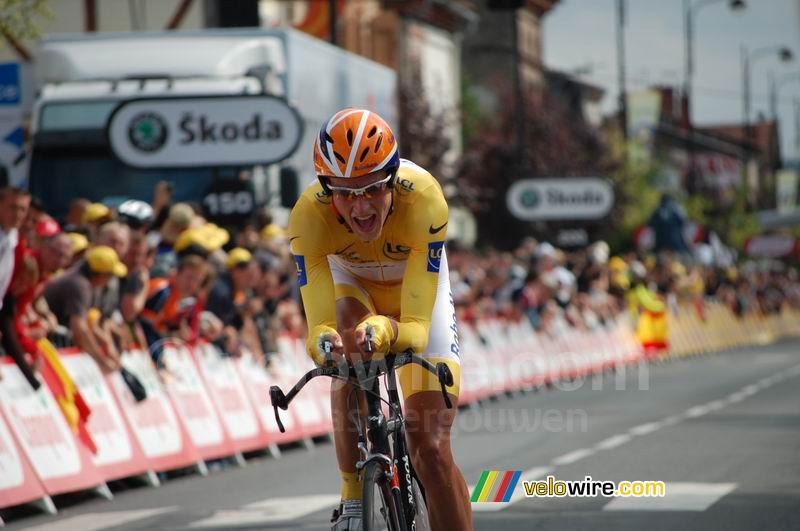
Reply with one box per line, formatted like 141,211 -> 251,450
330,171 -> 392,242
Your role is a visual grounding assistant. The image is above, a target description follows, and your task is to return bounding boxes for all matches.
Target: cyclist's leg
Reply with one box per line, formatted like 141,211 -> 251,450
398,250 -> 472,530
329,259 -> 376,513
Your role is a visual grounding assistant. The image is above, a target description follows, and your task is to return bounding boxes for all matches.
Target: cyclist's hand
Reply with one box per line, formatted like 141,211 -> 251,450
354,316 -> 395,359
307,325 -> 343,366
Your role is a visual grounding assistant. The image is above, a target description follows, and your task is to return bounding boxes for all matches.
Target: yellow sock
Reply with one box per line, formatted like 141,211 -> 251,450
340,471 -> 363,501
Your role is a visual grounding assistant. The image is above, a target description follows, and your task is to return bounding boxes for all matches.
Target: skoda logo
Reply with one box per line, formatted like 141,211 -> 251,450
520,189 -> 539,208
128,112 -> 168,153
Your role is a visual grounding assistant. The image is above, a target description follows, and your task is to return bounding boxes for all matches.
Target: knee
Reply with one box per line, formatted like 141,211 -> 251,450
408,435 -> 452,485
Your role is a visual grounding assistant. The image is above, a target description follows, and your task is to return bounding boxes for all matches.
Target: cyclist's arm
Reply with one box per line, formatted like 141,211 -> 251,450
392,185 -> 448,353
287,196 -> 337,363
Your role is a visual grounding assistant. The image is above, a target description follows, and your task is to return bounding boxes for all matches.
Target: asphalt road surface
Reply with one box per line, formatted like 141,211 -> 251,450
4,339 -> 800,531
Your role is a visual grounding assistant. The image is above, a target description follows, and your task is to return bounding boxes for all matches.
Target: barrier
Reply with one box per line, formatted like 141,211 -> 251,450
0,403 -> 53,514
0,360 -> 107,499
159,343 -> 237,462
3,304 -> 799,519
113,349 -> 203,473
58,350 -> 154,483
235,351 -> 304,448
194,342 -> 271,454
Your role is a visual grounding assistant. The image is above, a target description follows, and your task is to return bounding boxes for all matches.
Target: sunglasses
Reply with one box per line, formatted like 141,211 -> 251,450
325,174 -> 393,201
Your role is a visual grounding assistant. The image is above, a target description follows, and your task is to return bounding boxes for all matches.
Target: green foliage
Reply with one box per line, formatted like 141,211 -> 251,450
0,0 -> 51,44
682,194 -> 712,226
604,130 -> 662,252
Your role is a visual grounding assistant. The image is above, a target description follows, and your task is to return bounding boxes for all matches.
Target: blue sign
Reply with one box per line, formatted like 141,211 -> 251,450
0,63 -> 20,106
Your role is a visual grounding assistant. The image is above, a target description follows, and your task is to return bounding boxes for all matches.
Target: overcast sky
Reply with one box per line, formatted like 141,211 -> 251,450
543,0 -> 800,162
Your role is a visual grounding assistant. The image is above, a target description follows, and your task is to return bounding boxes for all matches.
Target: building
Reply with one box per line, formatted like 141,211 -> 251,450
261,0 -> 477,178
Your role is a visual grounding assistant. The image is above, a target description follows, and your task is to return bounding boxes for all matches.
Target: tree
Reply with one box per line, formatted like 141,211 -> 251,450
456,82 -> 612,249
0,0 -> 51,46
396,58 -> 455,182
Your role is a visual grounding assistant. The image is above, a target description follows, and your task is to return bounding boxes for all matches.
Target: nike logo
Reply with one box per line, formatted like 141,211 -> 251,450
429,222 -> 447,234
289,236 -> 300,242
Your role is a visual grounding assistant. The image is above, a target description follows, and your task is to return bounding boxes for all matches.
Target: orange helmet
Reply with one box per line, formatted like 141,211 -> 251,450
313,108 -> 400,182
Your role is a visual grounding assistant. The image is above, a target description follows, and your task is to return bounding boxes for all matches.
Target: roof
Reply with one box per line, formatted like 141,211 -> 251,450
698,121 -> 780,160
36,29 -> 288,84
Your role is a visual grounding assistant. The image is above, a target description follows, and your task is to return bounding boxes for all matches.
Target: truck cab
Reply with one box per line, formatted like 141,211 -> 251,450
30,31 -> 285,221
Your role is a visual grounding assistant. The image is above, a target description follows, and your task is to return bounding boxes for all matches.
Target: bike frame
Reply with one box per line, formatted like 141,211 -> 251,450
269,352 -> 453,529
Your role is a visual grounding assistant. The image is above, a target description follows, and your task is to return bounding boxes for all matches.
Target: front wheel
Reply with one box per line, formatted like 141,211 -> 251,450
362,461 -> 405,531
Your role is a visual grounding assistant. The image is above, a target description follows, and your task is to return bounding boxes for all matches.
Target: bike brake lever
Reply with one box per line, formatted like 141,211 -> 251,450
269,386 -> 287,433
364,325 -> 374,354
436,363 -> 454,409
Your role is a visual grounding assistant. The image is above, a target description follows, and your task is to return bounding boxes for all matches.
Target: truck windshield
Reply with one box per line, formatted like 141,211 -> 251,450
29,144 -> 218,222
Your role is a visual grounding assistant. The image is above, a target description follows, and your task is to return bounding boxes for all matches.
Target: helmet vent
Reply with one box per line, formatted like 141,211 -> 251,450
334,151 -> 346,164
346,129 -> 353,146
359,147 -> 370,162
324,132 -> 334,144
367,126 -> 378,138
374,133 -> 383,153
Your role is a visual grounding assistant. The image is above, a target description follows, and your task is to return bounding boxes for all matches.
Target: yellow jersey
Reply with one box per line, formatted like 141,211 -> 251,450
288,159 -> 449,355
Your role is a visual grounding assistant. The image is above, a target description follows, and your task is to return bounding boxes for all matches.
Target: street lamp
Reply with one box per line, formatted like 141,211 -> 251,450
684,0 -> 745,122
742,45 -> 794,128
769,70 -> 800,120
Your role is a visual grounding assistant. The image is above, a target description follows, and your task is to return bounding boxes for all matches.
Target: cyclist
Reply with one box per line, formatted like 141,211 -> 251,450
288,108 -> 472,530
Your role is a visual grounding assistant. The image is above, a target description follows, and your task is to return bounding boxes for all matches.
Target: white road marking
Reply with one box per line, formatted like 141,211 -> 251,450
595,434 -> 632,450
604,482 -> 737,512
629,422 -> 661,436
685,405 -> 710,418
552,448 -> 595,466
658,415 -> 682,427
21,508 -> 177,531
191,494 -> 340,527
471,466 -> 553,512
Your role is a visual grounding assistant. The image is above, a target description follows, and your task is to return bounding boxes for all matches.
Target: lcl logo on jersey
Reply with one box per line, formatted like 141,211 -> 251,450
384,242 -> 411,261
427,241 -> 444,272
293,255 -> 307,286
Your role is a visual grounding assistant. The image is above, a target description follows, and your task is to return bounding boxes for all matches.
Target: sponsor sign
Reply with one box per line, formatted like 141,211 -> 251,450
506,178 -> 614,221
776,169 -> 798,214
107,95 -> 303,168
744,235 -> 798,258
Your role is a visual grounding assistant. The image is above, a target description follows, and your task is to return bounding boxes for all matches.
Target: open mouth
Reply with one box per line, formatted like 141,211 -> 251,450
352,213 -> 378,233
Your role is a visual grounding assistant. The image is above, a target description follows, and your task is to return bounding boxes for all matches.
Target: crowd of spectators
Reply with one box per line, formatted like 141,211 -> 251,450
0,183 -> 302,390
447,237 -> 800,338
0,182 -> 798,391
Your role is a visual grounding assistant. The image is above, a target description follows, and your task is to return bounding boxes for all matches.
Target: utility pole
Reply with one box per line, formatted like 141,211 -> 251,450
616,0 -> 627,139
329,0 -> 337,45
510,6 -> 527,170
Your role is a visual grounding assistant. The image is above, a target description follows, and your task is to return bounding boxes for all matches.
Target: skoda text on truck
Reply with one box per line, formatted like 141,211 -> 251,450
29,28 -> 397,226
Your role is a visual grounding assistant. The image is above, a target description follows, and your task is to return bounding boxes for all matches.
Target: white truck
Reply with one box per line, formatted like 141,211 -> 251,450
28,28 -> 397,223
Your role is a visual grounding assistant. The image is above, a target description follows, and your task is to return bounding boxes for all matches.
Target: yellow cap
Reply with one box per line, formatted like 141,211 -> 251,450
199,223 -> 230,250
173,228 -> 205,253
174,224 -> 230,253
85,246 -> 128,277
225,247 -> 253,269
260,223 -> 286,240
67,232 -> 89,254
670,262 -> 687,277
82,203 -> 111,224
609,256 -> 628,272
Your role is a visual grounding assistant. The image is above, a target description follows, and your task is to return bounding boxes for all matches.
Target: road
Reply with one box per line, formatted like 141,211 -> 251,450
4,339 -> 800,530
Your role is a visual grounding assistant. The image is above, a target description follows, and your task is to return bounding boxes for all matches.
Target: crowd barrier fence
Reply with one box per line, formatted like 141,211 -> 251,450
2,303 -> 799,521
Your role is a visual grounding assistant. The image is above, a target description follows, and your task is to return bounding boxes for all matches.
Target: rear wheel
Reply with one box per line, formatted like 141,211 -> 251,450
362,461 -> 405,531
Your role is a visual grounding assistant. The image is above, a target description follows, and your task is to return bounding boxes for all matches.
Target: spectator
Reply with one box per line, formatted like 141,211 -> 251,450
0,187 -> 35,386
43,246 -> 127,373
140,254 -> 209,352
66,198 -> 90,228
